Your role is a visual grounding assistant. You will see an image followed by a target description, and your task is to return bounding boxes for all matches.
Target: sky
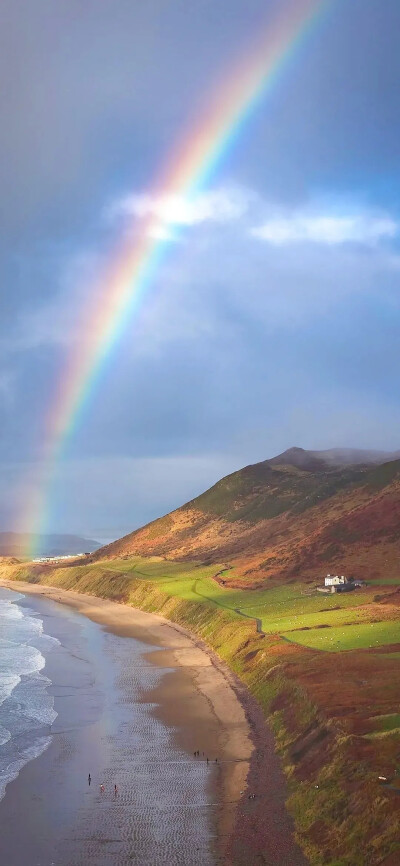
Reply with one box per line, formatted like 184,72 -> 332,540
1,0 -> 400,543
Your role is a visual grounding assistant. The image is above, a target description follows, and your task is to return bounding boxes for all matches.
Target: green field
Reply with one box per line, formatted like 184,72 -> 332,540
2,554 -> 400,866
282,620 -> 400,651
22,556 -> 399,655
363,713 -> 400,739
367,577 -> 400,585
369,713 -> 400,732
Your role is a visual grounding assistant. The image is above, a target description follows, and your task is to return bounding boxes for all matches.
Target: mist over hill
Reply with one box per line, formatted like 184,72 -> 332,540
268,446 -> 400,469
95,447 -> 400,586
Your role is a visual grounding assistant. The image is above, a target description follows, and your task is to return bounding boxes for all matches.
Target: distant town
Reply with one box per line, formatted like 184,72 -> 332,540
32,552 -> 90,563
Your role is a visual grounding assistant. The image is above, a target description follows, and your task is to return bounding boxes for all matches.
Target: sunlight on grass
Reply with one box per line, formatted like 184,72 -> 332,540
3,555 -> 399,655
282,620 -> 400,651
84,558 -> 399,654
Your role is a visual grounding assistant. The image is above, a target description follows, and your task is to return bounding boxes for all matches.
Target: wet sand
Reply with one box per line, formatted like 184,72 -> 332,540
0,579 -> 308,865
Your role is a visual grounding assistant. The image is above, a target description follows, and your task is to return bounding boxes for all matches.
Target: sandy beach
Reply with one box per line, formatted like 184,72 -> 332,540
0,579 -> 308,865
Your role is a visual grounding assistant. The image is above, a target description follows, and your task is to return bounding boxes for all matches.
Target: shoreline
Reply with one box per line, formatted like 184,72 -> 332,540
0,578 -> 308,865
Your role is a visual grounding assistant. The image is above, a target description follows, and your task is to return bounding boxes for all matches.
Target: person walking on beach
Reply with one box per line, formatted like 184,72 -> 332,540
88,773 -> 91,786
114,784 -> 118,796
100,784 -> 105,793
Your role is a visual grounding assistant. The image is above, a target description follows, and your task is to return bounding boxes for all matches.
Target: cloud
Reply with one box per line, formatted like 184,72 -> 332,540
108,187 -> 399,251
106,187 -> 251,236
251,209 -> 399,246
6,189 -> 399,363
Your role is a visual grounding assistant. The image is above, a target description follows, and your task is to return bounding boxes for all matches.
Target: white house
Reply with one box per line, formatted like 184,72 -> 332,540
317,573 -> 365,594
325,574 -> 348,587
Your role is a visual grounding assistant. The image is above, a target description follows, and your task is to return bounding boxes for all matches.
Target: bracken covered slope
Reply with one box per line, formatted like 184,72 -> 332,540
96,447 -> 400,585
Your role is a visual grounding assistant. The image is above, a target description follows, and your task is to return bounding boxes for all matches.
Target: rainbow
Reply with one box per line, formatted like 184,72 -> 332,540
23,0 -> 332,557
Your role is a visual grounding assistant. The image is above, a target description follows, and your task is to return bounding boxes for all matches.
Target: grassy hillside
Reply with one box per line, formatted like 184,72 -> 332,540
95,450 -> 400,587
2,554 -> 399,866
3,448 -> 399,864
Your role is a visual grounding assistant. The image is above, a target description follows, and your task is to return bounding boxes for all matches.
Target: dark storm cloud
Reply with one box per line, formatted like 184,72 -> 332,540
1,0 -> 400,537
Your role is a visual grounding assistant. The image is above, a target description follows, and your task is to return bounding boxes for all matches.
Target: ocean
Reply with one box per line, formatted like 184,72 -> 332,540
0,587 -> 59,801
0,587 -> 215,865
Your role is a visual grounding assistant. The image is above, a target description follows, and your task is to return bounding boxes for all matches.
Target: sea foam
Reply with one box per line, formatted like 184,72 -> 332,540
0,590 -> 59,801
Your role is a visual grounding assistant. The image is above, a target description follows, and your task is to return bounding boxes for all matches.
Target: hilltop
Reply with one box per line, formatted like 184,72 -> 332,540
95,447 -> 400,585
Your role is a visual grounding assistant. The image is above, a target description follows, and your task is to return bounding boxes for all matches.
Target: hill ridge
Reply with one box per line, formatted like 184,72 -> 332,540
95,447 -> 400,586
